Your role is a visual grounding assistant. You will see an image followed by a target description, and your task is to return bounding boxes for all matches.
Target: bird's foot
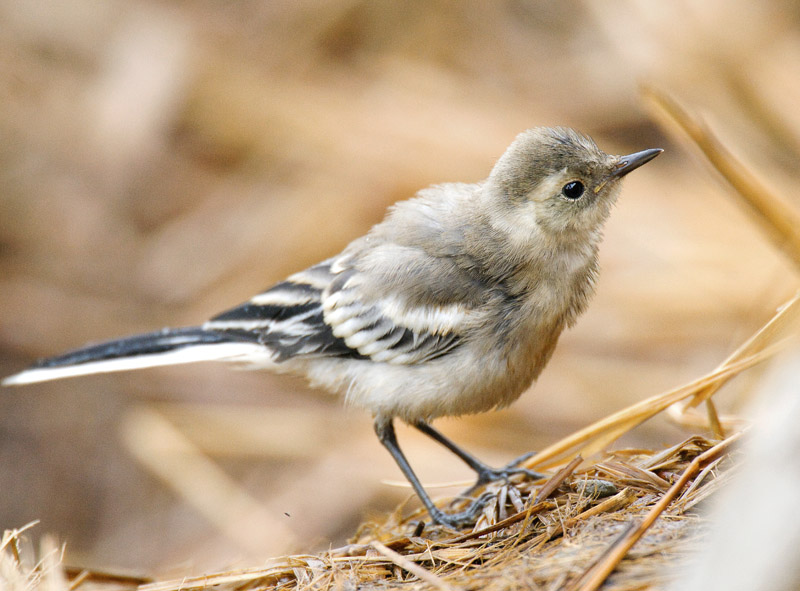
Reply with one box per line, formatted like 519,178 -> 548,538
473,451 -> 546,487
429,492 -> 495,529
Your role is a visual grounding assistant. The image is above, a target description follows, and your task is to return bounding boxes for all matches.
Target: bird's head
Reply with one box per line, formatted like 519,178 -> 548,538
485,127 -> 662,240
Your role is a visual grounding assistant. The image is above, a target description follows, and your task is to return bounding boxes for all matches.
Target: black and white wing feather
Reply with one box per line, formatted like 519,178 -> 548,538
205,260 -> 367,361
320,265 -> 465,364
204,255 -> 469,366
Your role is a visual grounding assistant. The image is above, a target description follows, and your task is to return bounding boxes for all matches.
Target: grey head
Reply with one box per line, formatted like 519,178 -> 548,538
486,127 -> 662,236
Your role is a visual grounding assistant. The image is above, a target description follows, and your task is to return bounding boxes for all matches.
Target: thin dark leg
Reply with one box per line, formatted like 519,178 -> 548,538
414,421 -> 545,486
374,417 -> 493,528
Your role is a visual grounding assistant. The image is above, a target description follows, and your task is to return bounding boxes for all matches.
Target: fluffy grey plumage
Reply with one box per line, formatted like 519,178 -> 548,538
3,127 -> 661,527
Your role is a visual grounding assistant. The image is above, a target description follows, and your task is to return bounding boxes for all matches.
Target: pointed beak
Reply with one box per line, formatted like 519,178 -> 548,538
610,148 -> 663,178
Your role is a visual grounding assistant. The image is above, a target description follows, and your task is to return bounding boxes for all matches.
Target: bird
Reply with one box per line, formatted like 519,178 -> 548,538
3,127 -> 662,528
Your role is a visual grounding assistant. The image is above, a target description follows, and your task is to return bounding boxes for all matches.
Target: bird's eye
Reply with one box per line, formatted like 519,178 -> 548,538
562,181 -> 585,200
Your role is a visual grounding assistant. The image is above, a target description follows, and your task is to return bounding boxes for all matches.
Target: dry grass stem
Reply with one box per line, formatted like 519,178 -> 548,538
684,291 -> 800,410
369,541 -> 454,591
642,85 -> 800,269
521,329 -> 784,470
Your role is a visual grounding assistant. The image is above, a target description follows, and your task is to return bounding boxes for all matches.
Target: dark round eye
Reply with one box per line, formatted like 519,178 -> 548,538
562,181 -> 585,200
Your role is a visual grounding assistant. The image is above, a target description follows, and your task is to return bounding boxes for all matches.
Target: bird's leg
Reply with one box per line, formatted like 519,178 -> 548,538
374,417 -> 493,528
414,421 -> 545,487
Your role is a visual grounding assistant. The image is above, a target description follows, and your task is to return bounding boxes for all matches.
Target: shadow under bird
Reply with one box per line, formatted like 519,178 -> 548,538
3,127 -> 661,528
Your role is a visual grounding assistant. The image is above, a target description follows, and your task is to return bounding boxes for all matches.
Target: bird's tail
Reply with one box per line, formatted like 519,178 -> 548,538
2,327 -> 268,386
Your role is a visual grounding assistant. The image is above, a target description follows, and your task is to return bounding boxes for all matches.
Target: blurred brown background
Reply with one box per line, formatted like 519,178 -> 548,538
1,0 -> 799,576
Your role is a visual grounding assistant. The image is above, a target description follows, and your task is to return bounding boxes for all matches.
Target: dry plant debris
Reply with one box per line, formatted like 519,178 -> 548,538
4,434 -> 726,591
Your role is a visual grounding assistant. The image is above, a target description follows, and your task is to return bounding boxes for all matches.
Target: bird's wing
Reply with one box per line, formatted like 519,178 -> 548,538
204,251 -> 473,365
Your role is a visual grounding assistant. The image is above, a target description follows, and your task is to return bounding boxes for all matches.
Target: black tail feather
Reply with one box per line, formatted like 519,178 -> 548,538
31,327 -> 255,369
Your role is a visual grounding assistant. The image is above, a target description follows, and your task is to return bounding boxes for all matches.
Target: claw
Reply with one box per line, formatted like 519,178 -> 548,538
429,491 -> 495,529
504,450 -> 537,468
472,453 -> 546,488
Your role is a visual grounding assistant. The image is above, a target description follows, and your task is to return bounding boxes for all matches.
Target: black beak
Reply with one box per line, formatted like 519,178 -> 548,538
611,148 -> 663,178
